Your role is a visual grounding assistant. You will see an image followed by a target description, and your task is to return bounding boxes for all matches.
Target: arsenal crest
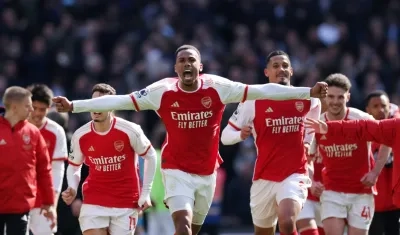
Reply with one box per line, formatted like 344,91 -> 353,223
295,101 -> 304,112
201,96 -> 212,108
22,134 -> 30,144
114,140 -> 124,152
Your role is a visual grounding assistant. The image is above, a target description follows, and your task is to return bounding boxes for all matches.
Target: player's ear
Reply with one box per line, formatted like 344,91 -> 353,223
289,66 -> 293,76
199,63 -> 203,72
346,92 -> 351,102
264,68 -> 269,77
174,64 -> 177,73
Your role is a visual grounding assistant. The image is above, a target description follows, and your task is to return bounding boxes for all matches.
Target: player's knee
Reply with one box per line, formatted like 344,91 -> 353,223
278,217 -> 296,234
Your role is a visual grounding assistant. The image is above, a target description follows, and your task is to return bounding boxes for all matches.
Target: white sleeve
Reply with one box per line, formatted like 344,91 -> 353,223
220,102 -> 254,145
220,125 -> 243,145
53,125 -> 68,160
66,164 -> 81,191
51,161 -> 65,193
209,74 -> 311,104
140,147 -> 157,194
309,138 -> 317,155
68,133 -> 84,166
128,124 -> 152,156
73,95 -> 135,113
304,98 -> 321,145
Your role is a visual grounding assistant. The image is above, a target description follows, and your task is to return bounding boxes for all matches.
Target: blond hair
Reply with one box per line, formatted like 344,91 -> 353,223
2,86 -> 32,109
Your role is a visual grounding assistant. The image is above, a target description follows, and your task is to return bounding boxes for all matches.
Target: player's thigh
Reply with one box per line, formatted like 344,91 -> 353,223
29,208 -> 55,235
250,179 -> 279,228
162,169 -> 196,201
296,200 -> 319,229
277,173 -> 311,209
192,172 -> 217,225
79,204 -> 110,233
320,190 -> 348,221
109,208 -> 139,235
348,194 -> 374,230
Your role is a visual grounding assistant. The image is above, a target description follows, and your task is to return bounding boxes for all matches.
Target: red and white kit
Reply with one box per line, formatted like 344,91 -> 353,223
313,108 -> 375,230
71,74 -> 312,225
221,97 -> 321,228
30,118 -> 68,235
67,117 -> 156,235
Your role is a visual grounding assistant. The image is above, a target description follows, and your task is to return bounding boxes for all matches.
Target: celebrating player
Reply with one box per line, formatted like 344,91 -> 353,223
26,84 -> 68,235
220,50 -> 321,235
363,91 -> 400,235
306,74 -> 389,235
53,45 -> 327,235
61,84 -> 157,235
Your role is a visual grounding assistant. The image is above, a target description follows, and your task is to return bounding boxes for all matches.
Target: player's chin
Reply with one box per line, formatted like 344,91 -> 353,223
181,78 -> 196,86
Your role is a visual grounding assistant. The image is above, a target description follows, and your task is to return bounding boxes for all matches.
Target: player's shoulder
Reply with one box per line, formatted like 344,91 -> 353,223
114,117 -> 145,137
201,74 -> 233,88
44,118 -> 65,136
347,107 -> 374,120
133,78 -> 178,98
72,121 -> 92,140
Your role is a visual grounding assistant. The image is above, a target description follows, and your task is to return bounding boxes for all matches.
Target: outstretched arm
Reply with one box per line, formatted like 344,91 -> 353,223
246,83 -> 311,101
72,95 -> 135,113
326,118 -> 398,147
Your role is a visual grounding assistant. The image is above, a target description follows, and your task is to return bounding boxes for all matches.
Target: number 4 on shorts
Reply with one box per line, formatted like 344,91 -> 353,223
361,206 -> 371,220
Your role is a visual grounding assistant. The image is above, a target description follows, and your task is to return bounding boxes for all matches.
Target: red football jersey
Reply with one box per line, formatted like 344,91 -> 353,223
227,98 -> 321,181
129,74 -> 311,175
314,108 -> 375,194
34,118 -> 68,208
68,117 -> 151,208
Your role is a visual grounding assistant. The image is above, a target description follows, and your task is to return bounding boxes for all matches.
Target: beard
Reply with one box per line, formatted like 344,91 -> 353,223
278,80 -> 289,86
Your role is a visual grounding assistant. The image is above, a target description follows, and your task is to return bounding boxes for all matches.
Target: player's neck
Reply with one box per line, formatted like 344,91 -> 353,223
4,112 -> 23,127
327,108 -> 347,121
179,79 -> 200,92
93,117 -> 113,133
32,118 -> 47,129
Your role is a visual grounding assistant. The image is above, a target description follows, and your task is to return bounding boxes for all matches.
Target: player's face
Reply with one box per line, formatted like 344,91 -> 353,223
326,86 -> 350,116
175,49 -> 203,86
264,55 -> 293,86
366,95 -> 390,120
29,101 -> 49,127
12,96 -> 33,121
90,91 -> 110,122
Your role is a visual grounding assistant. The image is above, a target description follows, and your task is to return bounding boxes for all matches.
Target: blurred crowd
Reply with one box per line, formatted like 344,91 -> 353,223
1,0 -> 400,233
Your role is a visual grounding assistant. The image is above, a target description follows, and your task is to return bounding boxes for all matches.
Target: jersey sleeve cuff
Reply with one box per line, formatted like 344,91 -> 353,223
129,94 -> 140,111
67,160 -> 82,167
228,121 -> 241,131
138,145 -> 152,156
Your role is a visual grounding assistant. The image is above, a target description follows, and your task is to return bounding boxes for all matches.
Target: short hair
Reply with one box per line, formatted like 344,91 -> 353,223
92,83 -> 116,96
175,45 -> 201,60
324,73 -> 352,92
365,90 -> 389,106
2,86 -> 32,109
266,50 -> 290,65
27,84 -> 54,106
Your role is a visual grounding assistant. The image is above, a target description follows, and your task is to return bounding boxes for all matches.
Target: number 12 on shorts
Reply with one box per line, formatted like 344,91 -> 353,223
361,206 -> 371,220
129,216 -> 136,230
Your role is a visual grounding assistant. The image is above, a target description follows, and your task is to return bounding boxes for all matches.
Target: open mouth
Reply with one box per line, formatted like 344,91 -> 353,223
93,112 -> 101,115
183,70 -> 193,79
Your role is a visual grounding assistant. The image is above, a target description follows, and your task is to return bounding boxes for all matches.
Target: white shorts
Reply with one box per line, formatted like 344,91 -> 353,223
29,208 -> 57,235
320,190 -> 374,230
161,169 -> 217,225
79,204 -> 139,235
297,199 -> 323,227
250,173 -> 311,228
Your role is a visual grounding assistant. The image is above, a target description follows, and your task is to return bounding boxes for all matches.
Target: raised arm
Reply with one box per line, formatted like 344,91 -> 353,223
326,118 -> 398,147
209,74 -> 326,104
304,99 -> 321,145
72,95 -> 134,113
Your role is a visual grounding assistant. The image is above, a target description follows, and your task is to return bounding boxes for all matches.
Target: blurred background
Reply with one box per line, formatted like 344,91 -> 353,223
0,0 -> 399,234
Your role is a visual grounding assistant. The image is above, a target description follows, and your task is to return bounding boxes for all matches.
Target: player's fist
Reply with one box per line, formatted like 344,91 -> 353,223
138,194 -> 152,211
40,205 -> 57,229
52,96 -> 73,112
310,181 -> 324,197
310,82 -> 328,98
61,187 -> 77,205
240,125 -> 252,140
